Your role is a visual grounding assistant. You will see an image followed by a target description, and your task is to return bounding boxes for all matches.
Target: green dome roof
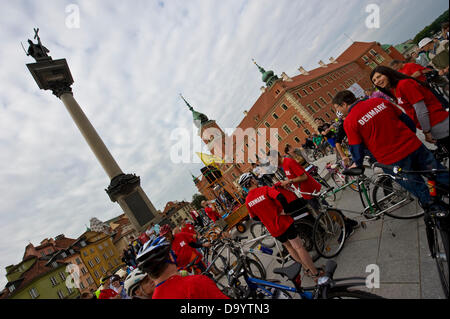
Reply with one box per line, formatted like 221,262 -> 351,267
262,70 -> 274,83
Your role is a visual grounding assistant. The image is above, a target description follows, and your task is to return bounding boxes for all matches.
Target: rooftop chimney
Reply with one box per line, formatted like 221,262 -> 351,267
260,86 -> 267,93
329,57 -> 337,64
298,66 -> 309,75
318,60 -> 327,67
243,110 -> 248,116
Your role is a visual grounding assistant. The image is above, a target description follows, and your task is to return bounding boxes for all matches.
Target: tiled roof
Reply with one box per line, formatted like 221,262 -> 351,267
2,257 -> 66,299
54,237 -> 77,250
336,41 -> 377,62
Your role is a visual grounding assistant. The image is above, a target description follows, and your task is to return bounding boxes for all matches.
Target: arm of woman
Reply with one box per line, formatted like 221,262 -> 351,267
412,100 -> 435,143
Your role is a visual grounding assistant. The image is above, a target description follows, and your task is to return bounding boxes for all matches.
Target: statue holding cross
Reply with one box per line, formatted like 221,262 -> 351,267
23,28 -> 51,62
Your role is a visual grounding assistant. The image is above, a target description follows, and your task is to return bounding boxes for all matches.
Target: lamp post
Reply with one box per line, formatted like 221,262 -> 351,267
24,29 -> 157,232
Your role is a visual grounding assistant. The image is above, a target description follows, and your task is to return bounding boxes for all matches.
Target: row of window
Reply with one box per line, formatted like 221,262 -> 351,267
28,285 -> 75,299
295,65 -> 355,97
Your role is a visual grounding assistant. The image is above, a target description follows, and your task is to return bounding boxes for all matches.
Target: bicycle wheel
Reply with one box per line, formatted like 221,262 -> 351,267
326,288 -> 384,299
245,257 -> 266,280
295,220 -> 315,252
250,222 -> 276,248
434,226 -> 449,298
331,172 -> 346,188
372,176 -> 424,219
313,209 -> 346,258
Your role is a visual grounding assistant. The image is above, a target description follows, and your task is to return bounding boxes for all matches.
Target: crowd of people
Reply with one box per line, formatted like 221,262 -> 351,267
79,26 -> 449,299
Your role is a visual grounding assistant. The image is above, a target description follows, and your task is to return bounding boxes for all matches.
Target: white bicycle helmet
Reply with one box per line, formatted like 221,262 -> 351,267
238,172 -> 254,188
336,110 -> 344,119
124,268 -> 147,296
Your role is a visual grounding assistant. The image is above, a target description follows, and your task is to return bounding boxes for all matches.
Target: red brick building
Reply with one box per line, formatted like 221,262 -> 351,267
191,41 -> 397,203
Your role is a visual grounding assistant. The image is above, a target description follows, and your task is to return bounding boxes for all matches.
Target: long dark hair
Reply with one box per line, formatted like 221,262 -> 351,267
370,66 -> 429,100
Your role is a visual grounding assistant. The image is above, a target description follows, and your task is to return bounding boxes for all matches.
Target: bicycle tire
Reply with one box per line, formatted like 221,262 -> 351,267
313,209 -> 346,258
245,257 -> 266,280
326,288 -> 384,299
434,226 -> 450,298
372,176 -> 424,219
250,222 -> 276,248
294,219 -> 315,252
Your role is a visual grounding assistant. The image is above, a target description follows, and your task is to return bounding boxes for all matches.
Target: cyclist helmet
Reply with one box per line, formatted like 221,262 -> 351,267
238,172 -> 254,188
124,268 -> 147,296
336,110 -> 344,119
159,224 -> 172,237
136,236 -> 173,277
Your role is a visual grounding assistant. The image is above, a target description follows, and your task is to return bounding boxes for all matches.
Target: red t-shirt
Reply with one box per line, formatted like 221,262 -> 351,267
152,274 -> 229,299
245,186 -> 293,237
138,233 -> 150,244
282,157 -> 321,200
171,232 -> 202,269
204,206 -> 220,222
98,289 -> 118,299
398,63 -> 427,83
181,224 -> 196,235
393,79 -> 448,129
344,98 -> 422,164
273,183 -> 299,203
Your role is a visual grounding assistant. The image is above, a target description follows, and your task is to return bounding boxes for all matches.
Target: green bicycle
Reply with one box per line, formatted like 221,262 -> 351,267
300,166 -> 421,258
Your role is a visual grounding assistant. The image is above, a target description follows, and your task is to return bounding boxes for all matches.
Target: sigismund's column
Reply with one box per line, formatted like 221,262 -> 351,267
25,29 -> 157,232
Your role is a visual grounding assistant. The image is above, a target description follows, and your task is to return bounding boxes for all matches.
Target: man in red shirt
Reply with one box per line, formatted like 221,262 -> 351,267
390,60 -> 433,83
240,172 -> 322,281
136,237 -> 229,299
333,90 -> 448,208
201,200 -> 221,223
277,152 -> 359,236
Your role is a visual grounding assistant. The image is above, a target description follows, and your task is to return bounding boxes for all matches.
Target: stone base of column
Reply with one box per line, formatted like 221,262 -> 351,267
106,174 -> 158,232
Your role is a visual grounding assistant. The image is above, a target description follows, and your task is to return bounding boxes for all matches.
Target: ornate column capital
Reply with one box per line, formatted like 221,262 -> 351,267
50,82 -> 73,98
105,173 -> 141,202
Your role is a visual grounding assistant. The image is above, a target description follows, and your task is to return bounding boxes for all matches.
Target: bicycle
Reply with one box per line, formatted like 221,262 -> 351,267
325,161 -> 359,192
221,256 -> 384,299
206,235 -> 267,282
298,166 -> 421,258
372,163 -> 449,298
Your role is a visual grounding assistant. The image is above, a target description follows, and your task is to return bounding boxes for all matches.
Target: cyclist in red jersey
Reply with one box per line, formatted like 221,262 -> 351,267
277,152 -> 359,237
136,237 -> 229,299
239,173 -> 323,281
389,60 -> 433,83
160,224 -> 210,274
181,219 -> 197,235
333,89 -> 448,208
370,66 -> 448,148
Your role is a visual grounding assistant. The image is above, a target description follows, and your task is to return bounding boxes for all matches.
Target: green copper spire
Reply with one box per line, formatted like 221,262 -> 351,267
252,59 -> 278,88
180,94 -> 209,128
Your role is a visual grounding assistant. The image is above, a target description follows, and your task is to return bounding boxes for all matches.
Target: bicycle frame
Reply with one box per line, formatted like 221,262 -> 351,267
239,234 -> 290,267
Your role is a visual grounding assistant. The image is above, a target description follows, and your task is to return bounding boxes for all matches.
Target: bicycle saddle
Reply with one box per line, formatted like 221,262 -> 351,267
273,262 -> 302,281
342,167 -> 365,176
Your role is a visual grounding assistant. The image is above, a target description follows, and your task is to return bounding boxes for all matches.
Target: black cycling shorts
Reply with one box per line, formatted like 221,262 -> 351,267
275,223 -> 298,243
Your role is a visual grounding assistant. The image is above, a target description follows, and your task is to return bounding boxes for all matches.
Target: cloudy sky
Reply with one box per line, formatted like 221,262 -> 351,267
0,0 -> 448,288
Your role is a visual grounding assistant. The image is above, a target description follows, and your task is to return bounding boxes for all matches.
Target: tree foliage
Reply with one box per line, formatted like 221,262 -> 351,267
413,10 -> 449,44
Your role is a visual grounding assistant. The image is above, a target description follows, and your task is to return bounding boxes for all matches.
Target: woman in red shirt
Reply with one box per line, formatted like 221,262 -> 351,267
370,66 -> 448,151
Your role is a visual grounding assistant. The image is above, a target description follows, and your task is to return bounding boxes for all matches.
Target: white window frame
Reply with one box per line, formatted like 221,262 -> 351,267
29,288 -> 39,299
57,290 -> 65,299
50,276 -> 58,286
